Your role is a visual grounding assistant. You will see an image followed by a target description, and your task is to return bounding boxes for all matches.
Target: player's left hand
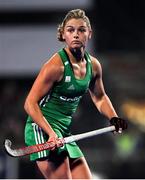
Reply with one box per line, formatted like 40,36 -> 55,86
110,117 -> 128,133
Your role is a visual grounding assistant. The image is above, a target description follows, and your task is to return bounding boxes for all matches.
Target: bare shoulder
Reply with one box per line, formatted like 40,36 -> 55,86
45,52 -> 63,69
40,53 -> 64,82
89,55 -> 102,77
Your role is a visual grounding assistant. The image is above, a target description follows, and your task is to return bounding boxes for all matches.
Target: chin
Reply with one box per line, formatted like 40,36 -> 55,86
71,45 -> 82,49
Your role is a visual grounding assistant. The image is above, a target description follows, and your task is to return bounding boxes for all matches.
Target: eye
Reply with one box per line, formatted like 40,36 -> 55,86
78,28 -> 86,32
67,28 -> 74,32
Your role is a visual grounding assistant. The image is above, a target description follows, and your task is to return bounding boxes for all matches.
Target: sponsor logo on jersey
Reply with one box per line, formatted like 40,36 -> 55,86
39,94 -> 50,107
60,96 -> 81,102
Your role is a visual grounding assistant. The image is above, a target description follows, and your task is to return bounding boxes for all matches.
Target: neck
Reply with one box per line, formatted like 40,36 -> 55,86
69,47 -> 85,62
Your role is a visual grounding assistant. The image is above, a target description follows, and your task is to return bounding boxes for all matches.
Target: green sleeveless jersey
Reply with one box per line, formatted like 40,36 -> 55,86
25,48 -> 93,161
39,48 -> 93,133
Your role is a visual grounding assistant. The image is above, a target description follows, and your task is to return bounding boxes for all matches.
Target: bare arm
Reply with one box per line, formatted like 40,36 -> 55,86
89,57 -> 118,120
24,53 -> 63,139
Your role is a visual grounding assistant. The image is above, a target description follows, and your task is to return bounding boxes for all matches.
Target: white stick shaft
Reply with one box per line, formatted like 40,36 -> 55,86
64,126 -> 115,143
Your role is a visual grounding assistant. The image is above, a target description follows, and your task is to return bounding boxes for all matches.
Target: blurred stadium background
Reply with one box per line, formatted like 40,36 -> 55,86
0,0 -> 145,178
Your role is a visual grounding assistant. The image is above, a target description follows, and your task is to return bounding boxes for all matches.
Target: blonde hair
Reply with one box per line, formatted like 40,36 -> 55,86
57,9 -> 92,42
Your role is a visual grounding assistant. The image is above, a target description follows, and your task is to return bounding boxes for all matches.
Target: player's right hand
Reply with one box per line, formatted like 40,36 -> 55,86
48,131 -> 64,150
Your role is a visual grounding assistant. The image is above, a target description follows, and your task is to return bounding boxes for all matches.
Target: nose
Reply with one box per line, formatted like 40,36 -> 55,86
73,30 -> 79,39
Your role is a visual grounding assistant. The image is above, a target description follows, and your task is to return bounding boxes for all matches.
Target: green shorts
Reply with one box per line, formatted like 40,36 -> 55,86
24,116 -> 83,161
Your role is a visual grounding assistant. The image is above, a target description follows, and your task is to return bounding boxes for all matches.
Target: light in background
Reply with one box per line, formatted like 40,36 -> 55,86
121,100 -> 145,132
0,26 -> 93,76
0,0 -> 92,11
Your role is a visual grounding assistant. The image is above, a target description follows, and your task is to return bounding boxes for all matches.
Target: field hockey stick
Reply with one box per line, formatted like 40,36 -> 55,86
4,125 -> 115,157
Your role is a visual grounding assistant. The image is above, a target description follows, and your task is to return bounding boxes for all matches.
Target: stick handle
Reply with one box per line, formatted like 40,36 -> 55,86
64,125 -> 115,143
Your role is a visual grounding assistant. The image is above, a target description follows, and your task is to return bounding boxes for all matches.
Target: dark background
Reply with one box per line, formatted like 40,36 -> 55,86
0,0 -> 145,178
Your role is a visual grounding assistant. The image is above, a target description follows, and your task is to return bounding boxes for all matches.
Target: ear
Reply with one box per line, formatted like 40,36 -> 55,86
88,30 -> 92,39
62,32 -> 65,41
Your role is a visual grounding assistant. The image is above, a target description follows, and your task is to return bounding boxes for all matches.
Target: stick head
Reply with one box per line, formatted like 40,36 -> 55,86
5,139 -> 12,148
4,139 -> 15,157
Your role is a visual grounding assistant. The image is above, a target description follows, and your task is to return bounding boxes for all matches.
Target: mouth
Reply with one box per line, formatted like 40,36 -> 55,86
72,40 -> 81,44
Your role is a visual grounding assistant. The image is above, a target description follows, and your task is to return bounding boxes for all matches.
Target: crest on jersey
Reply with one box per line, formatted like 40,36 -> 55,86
65,76 -> 71,82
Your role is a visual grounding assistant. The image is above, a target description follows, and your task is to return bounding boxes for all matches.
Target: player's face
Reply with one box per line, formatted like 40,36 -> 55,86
63,18 -> 92,49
